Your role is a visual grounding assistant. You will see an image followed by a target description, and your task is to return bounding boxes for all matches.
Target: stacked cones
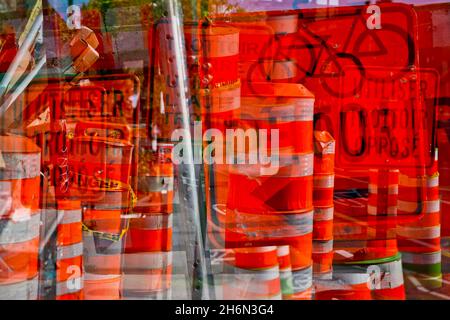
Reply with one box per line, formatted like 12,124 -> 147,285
312,131 -> 335,280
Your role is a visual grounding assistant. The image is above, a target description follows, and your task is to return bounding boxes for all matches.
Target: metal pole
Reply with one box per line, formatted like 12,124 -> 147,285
163,0 -> 210,300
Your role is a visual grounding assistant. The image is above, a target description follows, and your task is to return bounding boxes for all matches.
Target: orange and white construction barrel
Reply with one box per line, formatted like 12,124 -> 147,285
0,135 -> 41,300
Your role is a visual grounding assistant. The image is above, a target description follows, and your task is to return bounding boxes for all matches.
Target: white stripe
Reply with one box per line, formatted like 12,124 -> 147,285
396,225 -> 440,239
230,153 -> 314,177
271,60 -> 297,80
314,175 -> 334,188
230,210 -> 313,238
233,266 -> 280,281
367,205 -> 397,216
0,152 -> 40,180
84,273 -> 122,281
368,184 -> 398,195
0,181 -> 11,194
122,251 -> 173,271
0,195 -> 12,217
121,274 -> 171,292
292,266 -> 313,293
398,200 -> 440,214
131,214 -> 173,230
0,213 -> 40,244
58,209 -> 82,225
0,277 -> 38,300
399,174 -> 439,188
276,245 -> 290,257
401,251 -> 441,265
57,242 -> 83,260
313,240 -> 334,253
314,207 -> 334,221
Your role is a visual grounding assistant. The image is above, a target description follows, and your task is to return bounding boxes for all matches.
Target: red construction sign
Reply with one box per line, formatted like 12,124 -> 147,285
335,67 -> 439,169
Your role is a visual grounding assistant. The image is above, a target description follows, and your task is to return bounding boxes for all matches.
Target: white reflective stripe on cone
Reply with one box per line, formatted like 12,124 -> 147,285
398,200 -> 440,214
280,269 -> 293,280
121,273 -> 170,292
0,182 -> 12,216
137,176 -> 174,193
0,276 -> 38,300
57,276 -> 84,296
0,196 -> 12,216
192,27 -> 239,57
0,153 -> 40,180
230,210 -> 313,238
314,175 -> 334,188
277,245 -> 290,257
57,242 -> 83,260
313,271 -> 333,280
0,212 -> 40,244
227,266 -> 282,299
368,184 -> 399,195
57,209 -> 82,225
313,240 -> 334,254
84,273 -> 121,281
241,99 -> 314,122
335,261 -> 404,290
266,15 -> 298,33
399,174 -> 439,188
375,259 -> 404,289
367,205 -> 397,216
233,266 -> 280,282
401,251 -> 442,265
0,181 -> 12,194
271,60 -> 297,80
334,266 -> 371,285
122,251 -> 173,270
314,207 -> 334,221
131,214 -> 173,230
122,287 -> 172,300
202,85 -> 241,113
230,153 -> 314,177
292,266 -> 313,293
396,225 -> 441,239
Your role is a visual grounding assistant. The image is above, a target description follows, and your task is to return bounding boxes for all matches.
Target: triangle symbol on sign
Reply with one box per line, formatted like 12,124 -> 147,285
353,30 -> 388,58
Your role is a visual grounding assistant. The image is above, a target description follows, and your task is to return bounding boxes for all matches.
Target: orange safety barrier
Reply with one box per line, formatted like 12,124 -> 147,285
223,246 -> 282,300
124,214 -> 172,253
83,273 -> 121,300
312,240 -> 334,275
313,207 -> 334,241
239,97 -> 314,156
368,169 -> 399,216
136,143 -> 174,214
225,209 -> 313,271
227,154 -> 314,214
313,131 -> 335,175
333,239 -> 398,264
320,254 -> 405,300
55,200 -> 83,300
82,231 -> 123,300
0,136 -> 41,300
313,175 -> 334,208
276,245 -> 294,299
397,154 -> 442,288
121,251 -> 173,299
